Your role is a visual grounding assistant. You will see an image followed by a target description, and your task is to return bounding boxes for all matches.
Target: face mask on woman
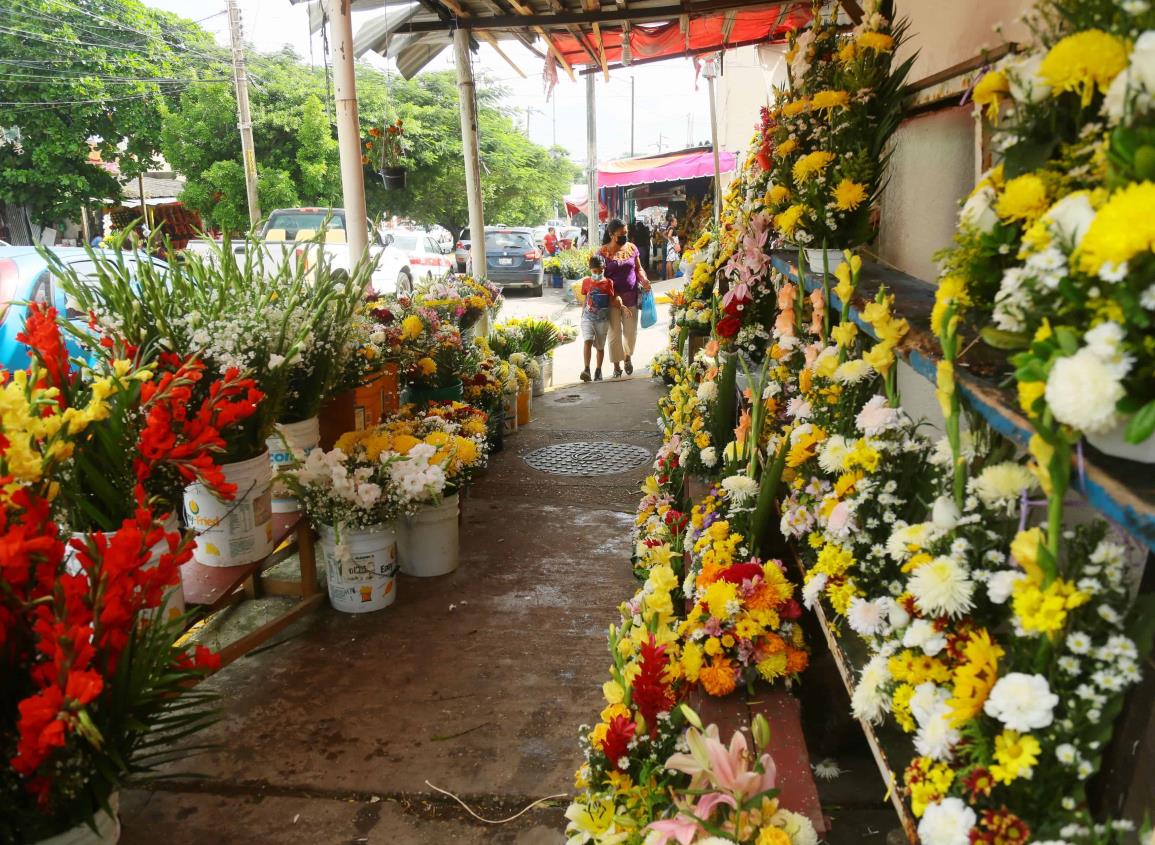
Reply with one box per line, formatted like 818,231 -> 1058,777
591,270 -> 604,280
615,232 -> 627,245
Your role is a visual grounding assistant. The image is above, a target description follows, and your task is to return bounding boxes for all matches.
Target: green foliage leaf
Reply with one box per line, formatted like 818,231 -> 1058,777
1125,399 -> 1155,444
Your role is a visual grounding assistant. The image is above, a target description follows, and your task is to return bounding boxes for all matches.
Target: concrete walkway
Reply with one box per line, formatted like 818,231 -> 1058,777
120,376 -> 665,845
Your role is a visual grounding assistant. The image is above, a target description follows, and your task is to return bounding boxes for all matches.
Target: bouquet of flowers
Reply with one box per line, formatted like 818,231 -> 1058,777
292,441 -> 409,530
395,306 -> 471,392
415,275 -> 503,331
0,317 -> 221,843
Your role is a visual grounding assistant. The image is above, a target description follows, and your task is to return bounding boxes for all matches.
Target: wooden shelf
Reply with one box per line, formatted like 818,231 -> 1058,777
180,513 -> 302,609
770,252 -> 1155,553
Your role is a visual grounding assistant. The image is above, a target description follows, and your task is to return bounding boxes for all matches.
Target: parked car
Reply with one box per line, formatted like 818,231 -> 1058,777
0,246 -> 167,372
484,227 -> 543,296
255,208 -> 412,294
559,226 -> 582,249
381,228 -> 455,282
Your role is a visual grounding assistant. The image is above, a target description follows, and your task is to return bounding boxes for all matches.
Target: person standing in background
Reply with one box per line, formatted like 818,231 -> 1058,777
599,218 -> 650,379
544,226 -> 559,256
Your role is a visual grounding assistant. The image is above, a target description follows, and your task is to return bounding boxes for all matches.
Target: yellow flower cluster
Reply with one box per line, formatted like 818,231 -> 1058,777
860,294 -> 909,376
792,151 -> 836,183
1038,29 -> 1128,106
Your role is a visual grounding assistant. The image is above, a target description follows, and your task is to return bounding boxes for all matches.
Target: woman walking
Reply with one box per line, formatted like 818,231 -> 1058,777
600,218 -> 650,378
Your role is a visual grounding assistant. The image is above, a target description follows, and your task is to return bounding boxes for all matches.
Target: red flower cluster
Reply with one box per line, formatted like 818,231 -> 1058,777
15,304 -> 72,391
755,107 -> 775,172
600,714 -> 637,769
632,636 -> 676,739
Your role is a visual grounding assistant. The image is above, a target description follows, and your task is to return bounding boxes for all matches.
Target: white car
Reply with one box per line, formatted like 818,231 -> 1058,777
382,228 -> 455,282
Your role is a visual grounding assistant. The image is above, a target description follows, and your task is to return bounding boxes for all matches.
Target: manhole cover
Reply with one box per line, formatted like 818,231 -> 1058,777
523,441 -> 651,476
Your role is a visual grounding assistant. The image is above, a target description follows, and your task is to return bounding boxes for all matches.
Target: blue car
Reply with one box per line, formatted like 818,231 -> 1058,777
0,246 -> 167,373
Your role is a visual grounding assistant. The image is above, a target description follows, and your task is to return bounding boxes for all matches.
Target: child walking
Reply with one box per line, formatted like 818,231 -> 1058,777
580,254 -> 627,382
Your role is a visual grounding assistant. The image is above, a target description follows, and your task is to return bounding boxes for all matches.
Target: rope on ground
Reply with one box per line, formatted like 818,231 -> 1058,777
423,780 -> 567,824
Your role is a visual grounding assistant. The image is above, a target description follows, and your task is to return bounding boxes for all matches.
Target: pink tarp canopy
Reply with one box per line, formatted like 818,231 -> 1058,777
598,150 -> 737,189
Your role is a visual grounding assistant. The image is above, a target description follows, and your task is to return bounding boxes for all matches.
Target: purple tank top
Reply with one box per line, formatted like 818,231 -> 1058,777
604,246 -> 639,307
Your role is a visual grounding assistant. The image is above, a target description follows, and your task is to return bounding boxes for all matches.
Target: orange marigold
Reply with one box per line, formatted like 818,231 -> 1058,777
785,648 -> 809,674
762,632 -> 787,654
699,656 -> 738,696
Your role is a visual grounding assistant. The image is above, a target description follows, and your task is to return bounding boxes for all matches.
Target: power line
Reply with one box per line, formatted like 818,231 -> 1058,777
0,67 -> 231,84
0,86 -> 195,113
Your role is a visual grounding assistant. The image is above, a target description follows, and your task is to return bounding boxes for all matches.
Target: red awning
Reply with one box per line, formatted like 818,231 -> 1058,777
599,150 -> 737,189
551,6 -> 810,69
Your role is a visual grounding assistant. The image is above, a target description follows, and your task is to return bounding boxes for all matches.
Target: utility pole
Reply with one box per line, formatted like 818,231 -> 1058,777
327,0 -> 369,262
630,76 -> 635,157
586,72 -> 599,236
226,0 -> 261,228
552,95 -> 557,147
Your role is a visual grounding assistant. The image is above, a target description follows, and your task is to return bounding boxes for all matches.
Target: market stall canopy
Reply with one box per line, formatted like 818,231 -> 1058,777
564,185 -> 609,221
599,149 -> 737,189
291,0 -> 811,80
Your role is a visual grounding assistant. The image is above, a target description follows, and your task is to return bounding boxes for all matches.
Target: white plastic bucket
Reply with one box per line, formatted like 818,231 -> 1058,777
532,354 -> 549,396
804,248 -> 846,275
183,451 -> 274,568
267,416 -> 321,513
398,493 -> 460,577
34,792 -> 120,844
318,523 -> 399,612
66,517 -> 185,624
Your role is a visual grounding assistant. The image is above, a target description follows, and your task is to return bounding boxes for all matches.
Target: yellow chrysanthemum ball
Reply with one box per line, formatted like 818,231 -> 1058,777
792,150 -> 836,182
401,314 -> 424,340
1039,29 -> 1129,106
782,98 -> 810,118
766,185 -> 791,206
972,69 -> 1009,121
995,174 -> 1049,223
833,178 -> 868,211
1076,181 -> 1155,275
774,138 -> 798,159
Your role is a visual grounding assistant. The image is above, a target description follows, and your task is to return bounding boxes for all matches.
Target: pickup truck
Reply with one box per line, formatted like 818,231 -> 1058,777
250,208 -> 413,294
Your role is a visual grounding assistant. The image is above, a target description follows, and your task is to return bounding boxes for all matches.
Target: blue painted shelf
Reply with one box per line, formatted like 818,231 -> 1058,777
770,252 -> 1155,553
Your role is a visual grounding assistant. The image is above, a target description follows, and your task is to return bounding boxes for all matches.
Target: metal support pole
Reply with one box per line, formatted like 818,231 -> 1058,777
454,28 -> 487,283
227,0 -> 261,228
327,0 -> 369,262
630,76 -> 635,157
586,72 -> 599,237
704,57 -> 722,228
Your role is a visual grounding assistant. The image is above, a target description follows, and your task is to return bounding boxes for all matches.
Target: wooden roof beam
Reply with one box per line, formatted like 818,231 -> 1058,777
504,0 -> 578,80
433,0 -> 528,78
395,0 -> 793,32
839,0 -> 863,23
720,9 -> 737,43
585,0 -> 611,81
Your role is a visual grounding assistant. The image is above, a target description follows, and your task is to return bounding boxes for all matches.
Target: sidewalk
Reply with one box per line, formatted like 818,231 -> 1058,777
119,376 -> 666,844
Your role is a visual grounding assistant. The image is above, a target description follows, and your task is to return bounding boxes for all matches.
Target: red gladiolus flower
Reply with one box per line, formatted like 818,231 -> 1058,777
16,303 -> 72,391
715,314 -> 742,339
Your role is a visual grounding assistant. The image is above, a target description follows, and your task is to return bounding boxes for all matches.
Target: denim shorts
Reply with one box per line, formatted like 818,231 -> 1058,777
581,313 -> 609,348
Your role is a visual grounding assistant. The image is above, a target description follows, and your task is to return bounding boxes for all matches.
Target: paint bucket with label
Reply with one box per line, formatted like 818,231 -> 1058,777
183,451 -> 274,567
318,523 -> 399,613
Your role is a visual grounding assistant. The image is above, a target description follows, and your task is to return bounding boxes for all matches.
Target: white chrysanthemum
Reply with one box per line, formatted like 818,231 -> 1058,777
915,707 -> 960,761
847,597 -> 888,637
770,809 -> 818,845
697,380 -> 719,402
903,618 -> 947,656
856,395 -> 899,435
908,556 -> 975,618
812,758 -> 845,781
801,573 -> 827,610
1006,52 -> 1051,104
721,474 -> 759,504
787,397 -> 812,420
986,570 -> 1026,605
833,358 -> 874,385
1083,321 -> 1133,379
818,434 -> 850,474
1044,348 -> 1125,434
931,496 -> 961,530
972,462 -> 1037,508
699,446 -> 718,467
851,654 -> 892,724
1042,191 -> 1095,248
886,521 -> 935,561
918,797 -> 976,845
910,682 -> 950,727
984,673 -> 1059,732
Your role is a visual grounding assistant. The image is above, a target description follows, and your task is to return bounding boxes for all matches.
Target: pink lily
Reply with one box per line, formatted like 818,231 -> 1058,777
694,791 -> 739,819
645,816 -> 701,845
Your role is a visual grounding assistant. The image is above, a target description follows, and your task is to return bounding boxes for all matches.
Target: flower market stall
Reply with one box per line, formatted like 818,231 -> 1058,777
562,1 -> 1155,844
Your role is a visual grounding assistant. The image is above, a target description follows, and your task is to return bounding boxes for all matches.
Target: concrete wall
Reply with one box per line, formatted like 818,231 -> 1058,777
895,0 -> 1033,85
716,44 -> 789,172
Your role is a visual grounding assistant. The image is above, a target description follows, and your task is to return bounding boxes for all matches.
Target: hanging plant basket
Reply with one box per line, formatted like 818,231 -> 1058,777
380,166 -> 407,191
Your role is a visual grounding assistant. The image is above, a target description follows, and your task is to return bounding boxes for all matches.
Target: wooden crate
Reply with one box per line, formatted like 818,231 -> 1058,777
318,364 -> 400,449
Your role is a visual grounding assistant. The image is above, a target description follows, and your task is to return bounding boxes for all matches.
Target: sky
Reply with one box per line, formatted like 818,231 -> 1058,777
142,0 -> 714,164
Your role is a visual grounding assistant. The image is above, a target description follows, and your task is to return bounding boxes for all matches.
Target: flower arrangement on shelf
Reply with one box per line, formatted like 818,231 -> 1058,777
395,307 -> 471,393
763,1 -> 913,250
936,0 -> 1155,453
291,441 -> 410,532
1,312 -> 222,843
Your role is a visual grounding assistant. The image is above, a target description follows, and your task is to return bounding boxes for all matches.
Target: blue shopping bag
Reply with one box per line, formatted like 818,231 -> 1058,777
639,289 -> 658,329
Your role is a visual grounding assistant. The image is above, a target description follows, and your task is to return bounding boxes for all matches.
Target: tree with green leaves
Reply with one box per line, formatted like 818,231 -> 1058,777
0,0 -> 219,224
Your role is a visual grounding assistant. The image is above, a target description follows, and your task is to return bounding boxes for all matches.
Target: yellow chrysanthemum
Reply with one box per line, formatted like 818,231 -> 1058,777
401,314 -> 424,340
811,89 -> 851,112
1039,29 -> 1129,106
781,98 -> 810,118
833,178 -> 868,211
947,629 -> 1003,727
774,204 -> 807,236
857,31 -> 894,52
991,730 -> 1040,784
766,185 -> 791,206
1076,181 -> 1155,276
774,138 -> 798,159
995,174 -> 1049,223
792,151 -> 836,183
838,42 -> 858,64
